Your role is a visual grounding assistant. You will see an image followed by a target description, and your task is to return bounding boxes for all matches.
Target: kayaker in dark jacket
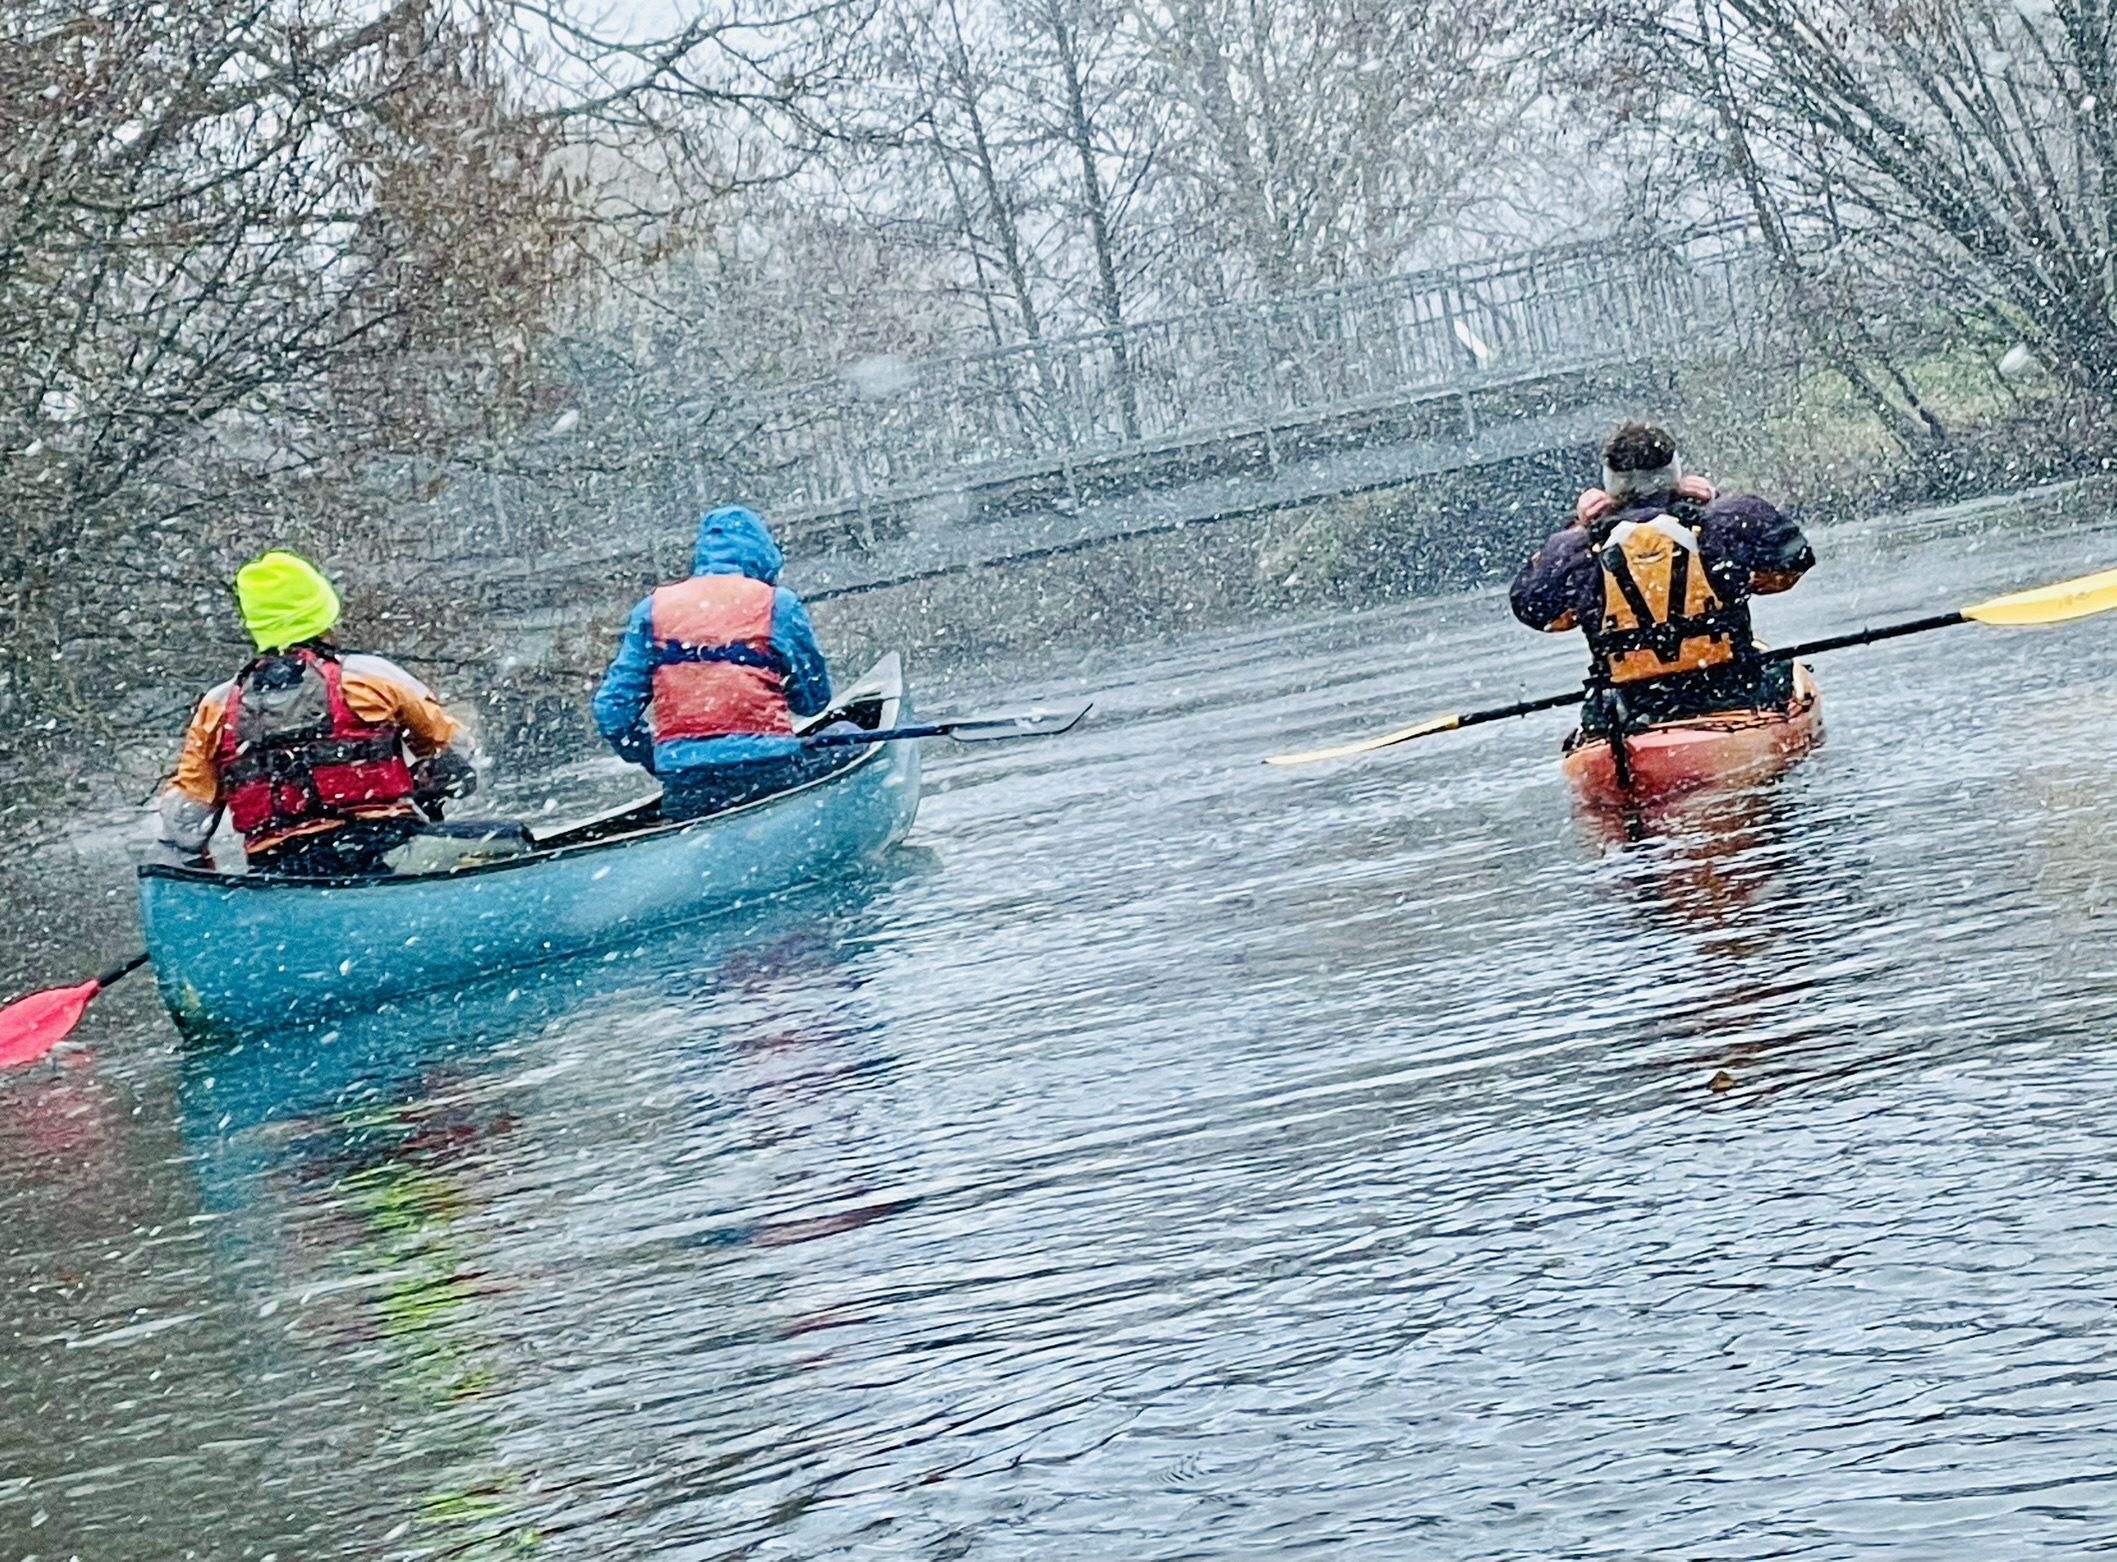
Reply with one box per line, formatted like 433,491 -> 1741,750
594,506 -> 837,820
1510,423 -> 1815,733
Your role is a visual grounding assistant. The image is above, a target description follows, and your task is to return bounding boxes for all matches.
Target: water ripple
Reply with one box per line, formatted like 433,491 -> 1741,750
6,515 -> 2117,1556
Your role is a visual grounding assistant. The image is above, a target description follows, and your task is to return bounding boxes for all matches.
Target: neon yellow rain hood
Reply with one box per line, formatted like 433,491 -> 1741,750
234,551 -> 341,651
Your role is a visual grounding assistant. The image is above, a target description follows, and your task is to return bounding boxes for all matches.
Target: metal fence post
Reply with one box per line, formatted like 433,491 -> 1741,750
1248,308 -> 1282,471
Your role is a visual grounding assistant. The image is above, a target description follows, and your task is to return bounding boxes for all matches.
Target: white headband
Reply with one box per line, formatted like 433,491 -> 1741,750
1603,454 -> 1682,500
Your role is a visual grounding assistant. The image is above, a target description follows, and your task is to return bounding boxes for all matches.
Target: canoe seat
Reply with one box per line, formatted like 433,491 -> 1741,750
386,820 -> 537,876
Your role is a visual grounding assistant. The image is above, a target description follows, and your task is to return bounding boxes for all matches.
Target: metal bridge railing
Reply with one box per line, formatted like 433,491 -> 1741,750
706,231 -> 1770,525
381,229 -> 1776,566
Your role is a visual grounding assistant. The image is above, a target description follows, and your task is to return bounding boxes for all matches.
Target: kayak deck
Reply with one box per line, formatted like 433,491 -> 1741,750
1560,664 -> 1823,807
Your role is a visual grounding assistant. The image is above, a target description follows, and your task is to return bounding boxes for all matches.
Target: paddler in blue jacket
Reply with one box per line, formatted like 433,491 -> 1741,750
594,506 -> 836,819
1510,422 -> 1815,735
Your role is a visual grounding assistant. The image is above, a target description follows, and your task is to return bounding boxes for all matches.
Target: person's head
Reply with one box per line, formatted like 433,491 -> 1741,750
690,505 -> 784,585
1602,422 -> 1683,502
234,550 -> 341,652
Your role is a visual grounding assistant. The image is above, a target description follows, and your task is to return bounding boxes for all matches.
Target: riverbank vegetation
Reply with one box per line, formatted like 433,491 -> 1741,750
6,0 -> 2117,796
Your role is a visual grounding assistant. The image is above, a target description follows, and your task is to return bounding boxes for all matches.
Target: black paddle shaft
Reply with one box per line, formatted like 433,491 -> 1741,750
1763,611 -> 1966,662
804,722 -> 954,748
1456,687 -> 1592,729
1452,611 -> 1969,733
804,711 -> 1088,748
93,952 -> 149,990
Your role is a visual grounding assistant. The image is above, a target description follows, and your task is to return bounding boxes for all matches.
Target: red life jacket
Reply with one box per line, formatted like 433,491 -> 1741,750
647,575 -> 794,741
218,649 -> 418,851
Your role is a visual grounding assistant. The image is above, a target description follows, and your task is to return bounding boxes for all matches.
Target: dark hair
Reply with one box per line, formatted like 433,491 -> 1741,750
1604,422 -> 1678,473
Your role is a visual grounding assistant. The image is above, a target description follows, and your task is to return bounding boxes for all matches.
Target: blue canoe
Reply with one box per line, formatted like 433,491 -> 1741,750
138,655 -> 920,1036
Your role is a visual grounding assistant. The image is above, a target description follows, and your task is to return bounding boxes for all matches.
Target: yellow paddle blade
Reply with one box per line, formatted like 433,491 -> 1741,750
1264,713 -> 1465,767
1964,565 -> 2117,626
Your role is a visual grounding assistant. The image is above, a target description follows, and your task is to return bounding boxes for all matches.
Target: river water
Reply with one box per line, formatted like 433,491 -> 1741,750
6,496 -> 2117,1559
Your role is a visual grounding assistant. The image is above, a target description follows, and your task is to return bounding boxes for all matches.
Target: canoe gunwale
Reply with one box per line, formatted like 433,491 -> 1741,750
136,653 -> 905,897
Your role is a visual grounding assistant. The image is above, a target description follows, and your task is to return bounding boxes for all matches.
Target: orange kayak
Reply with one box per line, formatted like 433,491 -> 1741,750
1560,664 -> 1823,807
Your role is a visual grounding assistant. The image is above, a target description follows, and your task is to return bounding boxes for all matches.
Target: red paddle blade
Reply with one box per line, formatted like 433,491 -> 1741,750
0,981 -> 103,1069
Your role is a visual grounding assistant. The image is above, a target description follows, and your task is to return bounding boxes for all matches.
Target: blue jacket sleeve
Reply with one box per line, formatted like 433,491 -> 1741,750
772,588 -> 833,717
593,598 -> 659,770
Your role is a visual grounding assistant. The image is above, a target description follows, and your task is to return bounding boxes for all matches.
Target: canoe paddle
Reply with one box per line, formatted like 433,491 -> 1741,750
1265,564 -> 2117,767
804,704 -> 1094,747
0,952 -> 149,1069
523,702 -> 1102,848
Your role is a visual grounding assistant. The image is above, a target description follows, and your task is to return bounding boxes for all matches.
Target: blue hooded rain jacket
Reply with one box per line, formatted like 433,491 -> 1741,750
593,507 -> 833,779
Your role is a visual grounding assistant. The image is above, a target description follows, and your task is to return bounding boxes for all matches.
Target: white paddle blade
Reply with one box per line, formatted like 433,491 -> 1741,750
945,704 -> 1094,741
1264,713 -> 1464,767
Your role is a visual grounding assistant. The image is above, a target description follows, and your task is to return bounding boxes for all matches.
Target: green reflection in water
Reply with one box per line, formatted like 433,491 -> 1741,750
303,1090 -> 541,1557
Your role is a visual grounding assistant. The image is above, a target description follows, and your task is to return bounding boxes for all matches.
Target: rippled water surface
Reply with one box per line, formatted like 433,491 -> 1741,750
8,503 -> 2117,1559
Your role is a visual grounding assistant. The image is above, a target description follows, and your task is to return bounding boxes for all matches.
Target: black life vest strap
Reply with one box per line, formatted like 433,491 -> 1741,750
1600,542 -> 1660,636
652,640 -> 791,677
1595,617 -> 1742,660
1665,541 -> 1692,628
223,731 -> 402,787
1596,534 -> 1744,663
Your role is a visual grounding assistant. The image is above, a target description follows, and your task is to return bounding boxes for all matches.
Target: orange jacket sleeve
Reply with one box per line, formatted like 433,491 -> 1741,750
337,655 -> 465,758
157,688 -> 233,848
168,689 -> 231,809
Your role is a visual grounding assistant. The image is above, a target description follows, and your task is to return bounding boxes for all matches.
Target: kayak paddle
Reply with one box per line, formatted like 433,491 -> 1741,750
1264,690 -> 1588,766
805,704 -> 1093,747
1265,564 -> 2117,767
0,952 -> 149,1069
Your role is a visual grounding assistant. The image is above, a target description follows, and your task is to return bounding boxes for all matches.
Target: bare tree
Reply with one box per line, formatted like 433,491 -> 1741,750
1016,0 -> 1162,433
0,0 -> 871,741
922,0 -> 1053,349
1131,0 -> 1519,297
1561,0 -> 2117,403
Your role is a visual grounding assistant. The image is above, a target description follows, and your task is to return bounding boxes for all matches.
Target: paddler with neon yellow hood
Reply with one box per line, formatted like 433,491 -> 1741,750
1509,422 -> 1816,734
157,551 -> 482,876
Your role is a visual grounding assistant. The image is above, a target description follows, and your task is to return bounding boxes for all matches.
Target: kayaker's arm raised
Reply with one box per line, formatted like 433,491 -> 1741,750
1699,493 -> 1815,597
1509,525 -> 1595,633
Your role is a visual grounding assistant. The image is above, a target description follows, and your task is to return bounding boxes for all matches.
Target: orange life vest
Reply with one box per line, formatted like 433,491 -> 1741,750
218,649 -> 419,852
647,575 -> 794,740
1590,513 -> 1745,685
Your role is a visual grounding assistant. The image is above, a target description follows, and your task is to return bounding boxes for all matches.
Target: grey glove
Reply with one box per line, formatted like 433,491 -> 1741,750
413,749 -> 479,805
